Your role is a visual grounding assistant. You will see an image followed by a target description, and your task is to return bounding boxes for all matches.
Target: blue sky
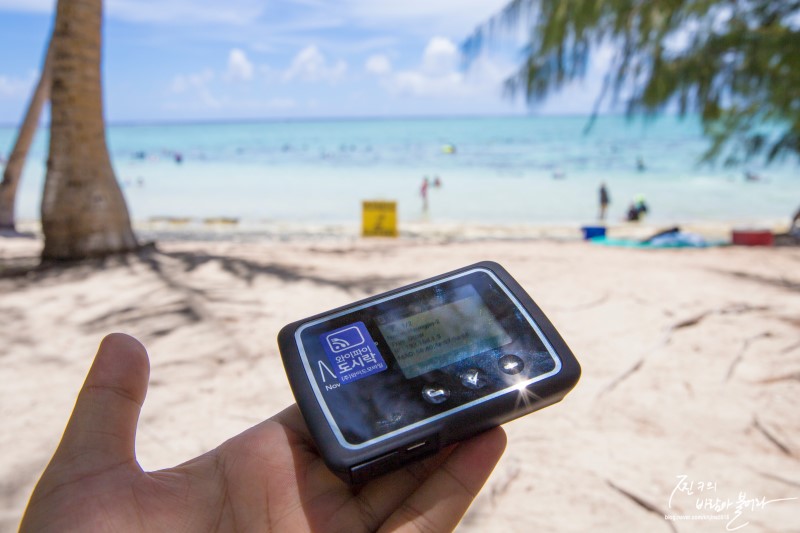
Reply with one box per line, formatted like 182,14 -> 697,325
0,0 -> 610,124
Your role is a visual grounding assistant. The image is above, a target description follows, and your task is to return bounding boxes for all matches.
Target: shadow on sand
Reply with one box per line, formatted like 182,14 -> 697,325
0,243 -> 404,295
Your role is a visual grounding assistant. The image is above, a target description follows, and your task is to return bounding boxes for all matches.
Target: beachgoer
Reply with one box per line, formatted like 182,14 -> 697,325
626,202 -> 640,222
20,334 -> 506,531
598,182 -> 610,221
433,175 -> 442,188
636,156 -> 646,172
791,206 -> 800,237
640,226 -> 680,244
420,176 -> 430,212
634,194 -> 648,217
626,196 -> 648,222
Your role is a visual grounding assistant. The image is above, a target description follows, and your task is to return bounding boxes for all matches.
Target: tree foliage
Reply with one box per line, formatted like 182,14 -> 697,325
465,0 -> 800,165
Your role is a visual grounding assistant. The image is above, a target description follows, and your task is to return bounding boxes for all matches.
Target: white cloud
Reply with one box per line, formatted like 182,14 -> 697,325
0,0 -> 609,118
377,36 -> 495,98
169,68 -> 218,107
266,98 -> 296,110
0,71 -> 37,99
283,45 -> 347,83
0,0 -> 53,13
365,54 -> 391,75
340,0 -> 509,36
109,0 -> 264,25
0,0 -> 507,35
527,43 -> 618,114
0,0 -> 266,24
421,37 -> 458,75
170,69 -> 214,93
225,48 -> 254,82
392,70 -> 464,97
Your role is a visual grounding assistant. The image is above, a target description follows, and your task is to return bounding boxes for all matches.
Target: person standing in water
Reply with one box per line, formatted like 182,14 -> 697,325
598,182 -> 610,221
420,176 -> 430,212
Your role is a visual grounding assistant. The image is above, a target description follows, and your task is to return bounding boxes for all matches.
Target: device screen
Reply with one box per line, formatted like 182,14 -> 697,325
378,284 -> 511,378
296,268 -> 560,447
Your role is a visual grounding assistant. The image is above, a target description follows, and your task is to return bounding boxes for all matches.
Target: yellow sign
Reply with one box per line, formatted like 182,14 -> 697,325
362,200 -> 398,237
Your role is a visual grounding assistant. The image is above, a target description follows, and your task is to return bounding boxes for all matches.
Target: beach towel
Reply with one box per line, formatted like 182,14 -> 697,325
590,232 -> 726,249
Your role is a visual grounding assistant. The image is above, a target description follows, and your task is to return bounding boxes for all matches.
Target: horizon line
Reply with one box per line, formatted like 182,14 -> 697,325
0,110 -> 685,130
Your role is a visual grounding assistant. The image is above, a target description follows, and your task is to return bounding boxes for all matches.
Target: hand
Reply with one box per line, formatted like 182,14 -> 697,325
20,334 -> 506,532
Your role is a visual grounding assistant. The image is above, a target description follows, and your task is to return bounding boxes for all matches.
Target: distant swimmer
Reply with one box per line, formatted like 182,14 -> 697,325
636,156 -> 646,172
174,152 -> 183,164
552,169 -> 566,180
744,170 -> 764,182
442,144 -> 457,154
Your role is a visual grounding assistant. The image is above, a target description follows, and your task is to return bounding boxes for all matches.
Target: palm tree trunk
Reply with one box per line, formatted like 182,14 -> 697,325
41,0 -> 138,260
0,41 -> 53,232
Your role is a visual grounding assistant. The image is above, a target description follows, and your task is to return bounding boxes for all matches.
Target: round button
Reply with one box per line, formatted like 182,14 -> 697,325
421,384 -> 450,404
459,368 -> 488,390
498,354 -> 524,375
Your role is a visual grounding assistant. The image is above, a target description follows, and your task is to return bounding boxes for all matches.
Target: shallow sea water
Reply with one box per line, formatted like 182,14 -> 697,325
2,115 -> 798,227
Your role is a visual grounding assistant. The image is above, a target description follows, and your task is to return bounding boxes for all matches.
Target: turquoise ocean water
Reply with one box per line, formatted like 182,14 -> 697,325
1,115 -> 798,228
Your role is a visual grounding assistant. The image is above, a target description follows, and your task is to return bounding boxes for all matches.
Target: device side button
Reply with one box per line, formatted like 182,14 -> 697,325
402,438 -> 438,463
406,441 -> 428,452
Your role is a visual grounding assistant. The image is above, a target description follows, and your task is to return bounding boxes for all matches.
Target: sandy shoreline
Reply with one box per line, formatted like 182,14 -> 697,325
2,231 -> 799,531
11,216 -> 796,244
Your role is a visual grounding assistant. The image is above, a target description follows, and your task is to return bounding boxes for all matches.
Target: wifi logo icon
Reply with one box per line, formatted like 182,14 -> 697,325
321,321 -> 387,384
325,325 -> 366,353
329,338 -> 351,351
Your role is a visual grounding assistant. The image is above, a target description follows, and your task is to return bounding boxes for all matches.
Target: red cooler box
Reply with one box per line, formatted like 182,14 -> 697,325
732,229 -> 773,246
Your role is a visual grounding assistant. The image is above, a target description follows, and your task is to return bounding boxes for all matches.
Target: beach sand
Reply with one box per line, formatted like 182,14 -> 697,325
1,230 -> 799,531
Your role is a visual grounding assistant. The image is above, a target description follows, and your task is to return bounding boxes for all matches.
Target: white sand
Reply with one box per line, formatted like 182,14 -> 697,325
1,232 -> 799,531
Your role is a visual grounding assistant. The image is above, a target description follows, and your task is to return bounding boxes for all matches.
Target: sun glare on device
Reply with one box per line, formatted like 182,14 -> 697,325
512,378 -> 542,410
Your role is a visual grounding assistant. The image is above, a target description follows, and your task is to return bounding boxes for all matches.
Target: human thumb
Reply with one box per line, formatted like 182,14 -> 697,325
53,333 -> 150,472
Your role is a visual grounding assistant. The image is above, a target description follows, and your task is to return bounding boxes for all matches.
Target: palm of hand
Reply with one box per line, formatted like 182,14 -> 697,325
20,334 -> 505,532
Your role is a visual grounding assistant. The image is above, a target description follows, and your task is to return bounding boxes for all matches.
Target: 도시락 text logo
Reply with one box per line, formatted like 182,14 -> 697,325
321,322 -> 387,384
